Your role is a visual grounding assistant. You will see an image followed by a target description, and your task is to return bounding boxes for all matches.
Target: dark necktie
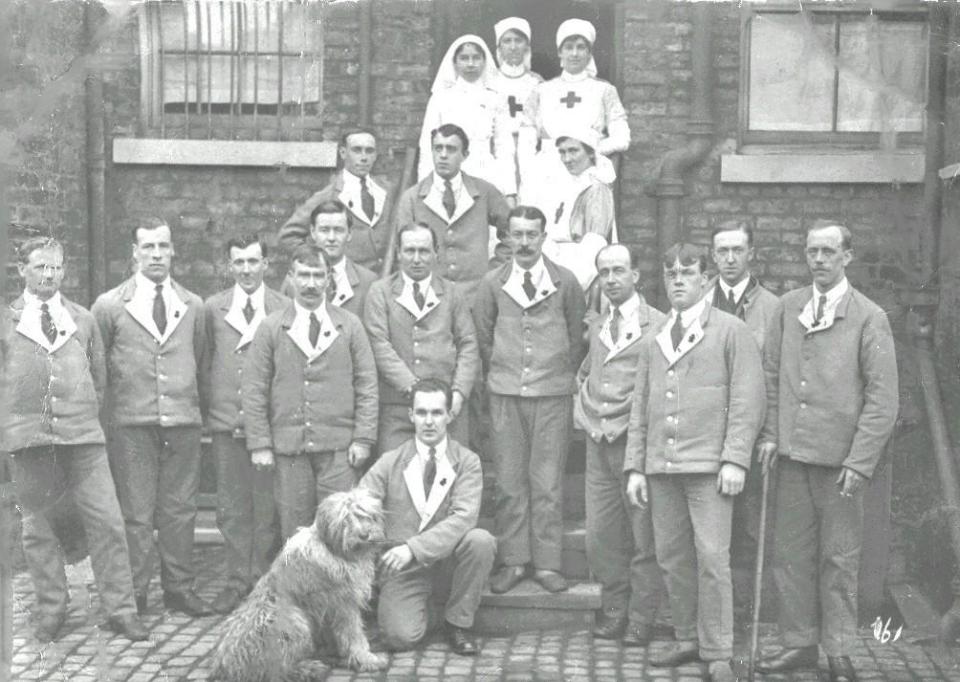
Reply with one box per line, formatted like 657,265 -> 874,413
522,271 -> 537,300
726,288 -> 738,314
423,446 -> 437,494
412,281 -> 426,310
243,296 -> 255,324
40,303 -> 57,344
359,176 -> 376,222
153,284 -> 167,335
813,294 -> 827,326
610,307 -> 621,344
670,314 -> 684,350
442,179 -> 456,218
308,311 -> 320,347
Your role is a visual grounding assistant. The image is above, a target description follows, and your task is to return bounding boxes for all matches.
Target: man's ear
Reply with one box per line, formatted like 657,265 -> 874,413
408,407 -> 415,425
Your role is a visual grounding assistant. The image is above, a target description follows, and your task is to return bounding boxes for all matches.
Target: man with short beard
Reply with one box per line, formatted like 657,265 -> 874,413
243,243 -> 378,540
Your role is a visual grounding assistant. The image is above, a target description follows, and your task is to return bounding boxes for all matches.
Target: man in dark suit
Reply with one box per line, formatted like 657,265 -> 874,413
92,218 -> 211,617
3,237 -> 147,642
243,243 -> 378,540
473,205 -> 586,595
202,234 -> 287,614
364,223 -> 479,452
757,221 -> 899,682
359,378 -> 495,656
394,123 -> 511,298
280,128 -> 398,272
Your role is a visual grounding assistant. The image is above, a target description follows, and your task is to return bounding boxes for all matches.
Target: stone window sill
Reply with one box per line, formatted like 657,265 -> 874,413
112,138 -> 338,168
720,152 -> 924,184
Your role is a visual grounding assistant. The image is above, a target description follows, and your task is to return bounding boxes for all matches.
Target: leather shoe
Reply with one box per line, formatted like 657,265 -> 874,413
533,569 -> 568,593
211,586 -> 247,614
135,593 -> 148,616
447,624 -> 478,656
708,660 -> 735,682
622,622 -> 653,647
592,612 -> 627,639
103,614 -> 149,641
756,645 -> 819,673
828,655 -> 857,682
34,613 -> 66,643
649,641 -> 699,667
162,590 -> 213,617
489,565 -> 527,594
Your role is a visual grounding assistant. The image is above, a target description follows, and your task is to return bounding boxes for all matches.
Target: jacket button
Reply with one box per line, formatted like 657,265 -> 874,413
667,369 -> 674,377
666,391 -> 674,399
667,438 -> 675,445
800,402 -> 807,409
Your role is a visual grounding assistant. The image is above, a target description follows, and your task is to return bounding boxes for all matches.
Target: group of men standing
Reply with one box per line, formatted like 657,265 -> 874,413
2,117 -> 899,682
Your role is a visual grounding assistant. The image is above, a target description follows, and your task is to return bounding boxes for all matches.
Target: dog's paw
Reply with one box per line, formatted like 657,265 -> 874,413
349,650 -> 388,672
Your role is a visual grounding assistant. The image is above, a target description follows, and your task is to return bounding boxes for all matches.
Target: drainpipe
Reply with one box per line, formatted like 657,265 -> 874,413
654,1 -> 714,307
84,2 -> 107,302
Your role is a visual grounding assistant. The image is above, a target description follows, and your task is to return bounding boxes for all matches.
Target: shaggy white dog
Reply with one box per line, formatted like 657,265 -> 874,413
210,488 -> 389,680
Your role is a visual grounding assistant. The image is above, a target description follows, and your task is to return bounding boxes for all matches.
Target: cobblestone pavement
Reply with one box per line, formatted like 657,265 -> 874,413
11,546 -> 960,680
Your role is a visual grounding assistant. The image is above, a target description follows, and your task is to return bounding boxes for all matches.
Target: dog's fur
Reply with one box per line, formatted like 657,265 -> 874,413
209,488 -> 389,681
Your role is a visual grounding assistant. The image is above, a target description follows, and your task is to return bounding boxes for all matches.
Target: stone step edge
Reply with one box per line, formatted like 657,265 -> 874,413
479,579 -> 601,610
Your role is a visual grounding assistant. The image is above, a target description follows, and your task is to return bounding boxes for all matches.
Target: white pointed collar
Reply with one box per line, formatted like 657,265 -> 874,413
134,270 -> 173,304
718,276 -> 750,305
812,276 -> 848,311
431,171 -> 463,196
401,271 -> 433,296
231,283 -> 265,311
669,296 -> 707,332
510,256 -> 547,288
23,290 -> 64,315
609,292 -> 641,326
415,436 -> 448,466
294,298 -> 332,331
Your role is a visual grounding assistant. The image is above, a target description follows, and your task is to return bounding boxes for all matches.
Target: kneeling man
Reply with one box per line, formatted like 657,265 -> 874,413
360,379 -> 495,656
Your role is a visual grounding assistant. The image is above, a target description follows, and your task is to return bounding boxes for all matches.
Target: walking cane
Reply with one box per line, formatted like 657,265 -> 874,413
747,467 -> 772,682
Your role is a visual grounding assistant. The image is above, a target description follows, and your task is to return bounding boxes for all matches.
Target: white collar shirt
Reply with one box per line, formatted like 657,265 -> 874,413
719,276 -> 751,305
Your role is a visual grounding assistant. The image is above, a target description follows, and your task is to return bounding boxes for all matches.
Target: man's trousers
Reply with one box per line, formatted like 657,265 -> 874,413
378,528 -> 495,649
378,404 -> 469,455
489,393 -> 572,572
274,449 -> 358,539
585,436 -> 662,625
772,458 -> 864,657
13,444 -> 137,620
110,425 -> 202,597
212,433 -> 279,592
649,473 -> 734,661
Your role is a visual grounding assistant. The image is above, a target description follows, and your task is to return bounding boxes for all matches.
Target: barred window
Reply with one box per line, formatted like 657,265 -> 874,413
742,10 -> 927,148
139,0 -> 325,140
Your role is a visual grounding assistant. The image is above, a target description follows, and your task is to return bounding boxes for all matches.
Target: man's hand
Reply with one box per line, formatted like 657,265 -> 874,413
757,441 -> 778,477
625,471 -> 648,507
717,463 -> 746,496
837,467 -> 866,498
450,390 -> 465,420
251,448 -> 275,470
347,442 -> 372,469
380,544 -> 414,573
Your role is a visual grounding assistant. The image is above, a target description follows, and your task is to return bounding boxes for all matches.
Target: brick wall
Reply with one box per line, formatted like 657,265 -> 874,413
97,0 -> 433,298
3,0 -> 91,304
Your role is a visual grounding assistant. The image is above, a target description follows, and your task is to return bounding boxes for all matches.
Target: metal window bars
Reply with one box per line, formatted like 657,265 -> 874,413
139,0 -> 324,140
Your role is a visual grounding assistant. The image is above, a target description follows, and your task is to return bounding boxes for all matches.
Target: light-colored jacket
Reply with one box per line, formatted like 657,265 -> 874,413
624,304 -> 766,475
363,272 -> 478,405
2,295 -> 106,451
92,277 -> 206,428
359,438 -> 484,566
762,285 -> 898,478
473,257 -> 586,397
201,286 -> 288,434
707,276 -> 781,353
278,170 -> 400,272
242,303 -> 378,454
574,297 -> 666,444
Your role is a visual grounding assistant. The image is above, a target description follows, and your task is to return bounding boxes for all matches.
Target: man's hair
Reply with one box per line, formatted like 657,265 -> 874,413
661,242 -> 707,274
225,233 -> 268,259
807,219 -> 853,250
507,205 -> 547,232
595,243 -> 637,270
397,222 -> 438,252
309,199 -> 352,230
710,221 -> 754,248
18,236 -> 63,264
339,127 -> 378,148
430,124 -> 470,154
131,217 -> 169,243
289,243 -> 331,271
410,377 -> 453,410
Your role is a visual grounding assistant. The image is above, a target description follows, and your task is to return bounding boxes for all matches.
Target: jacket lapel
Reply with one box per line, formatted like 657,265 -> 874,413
331,261 -> 357,307
500,261 -> 559,310
284,306 -> 340,362
394,276 -> 441,321
419,453 -> 457,531
655,306 -> 709,368
602,304 -> 648,363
